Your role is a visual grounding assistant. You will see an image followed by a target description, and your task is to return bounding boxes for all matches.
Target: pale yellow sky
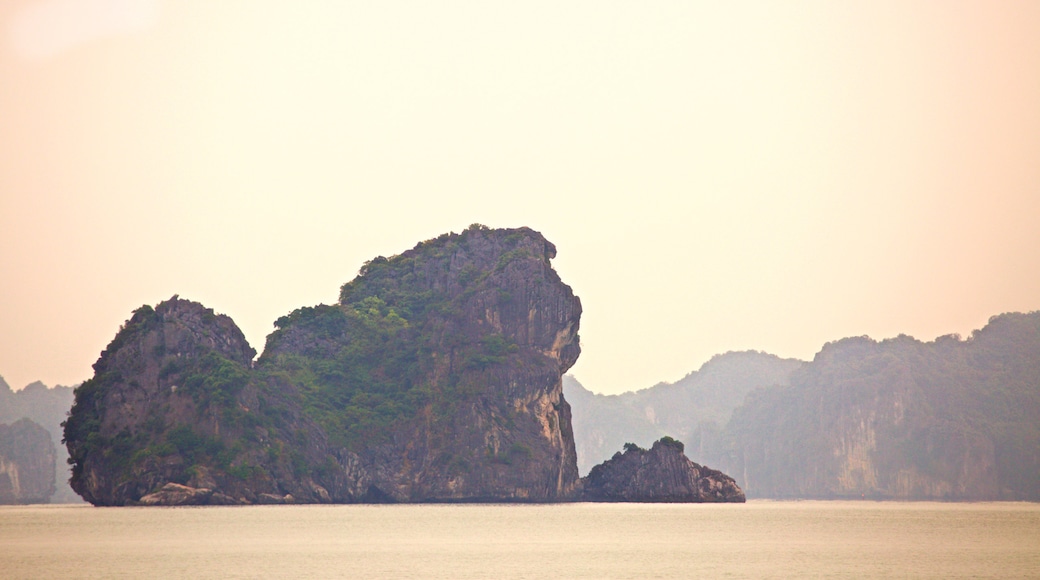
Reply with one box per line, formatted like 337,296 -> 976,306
1,1 -> 1038,394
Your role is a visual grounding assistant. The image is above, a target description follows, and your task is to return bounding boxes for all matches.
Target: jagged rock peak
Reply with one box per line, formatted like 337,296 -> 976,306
335,224 -> 580,369
97,297 -> 256,369
582,437 -> 745,503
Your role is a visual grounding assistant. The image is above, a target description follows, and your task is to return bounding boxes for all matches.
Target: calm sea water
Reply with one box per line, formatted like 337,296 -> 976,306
2,501 -> 1038,579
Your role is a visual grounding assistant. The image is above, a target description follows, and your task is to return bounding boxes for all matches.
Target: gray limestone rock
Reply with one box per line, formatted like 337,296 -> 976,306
582,437 -> 745,502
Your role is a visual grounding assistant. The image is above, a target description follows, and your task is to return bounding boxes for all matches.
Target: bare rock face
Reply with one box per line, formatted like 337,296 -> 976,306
582,437 -> 745,502
138,482 -> 212,506
0,419 -> 56,504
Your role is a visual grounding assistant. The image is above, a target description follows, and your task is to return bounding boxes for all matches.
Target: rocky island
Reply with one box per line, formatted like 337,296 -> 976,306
0,418 -> 56,504
63,225 -> 743,505
584,437 -> 745,502
1,376 -> 78,503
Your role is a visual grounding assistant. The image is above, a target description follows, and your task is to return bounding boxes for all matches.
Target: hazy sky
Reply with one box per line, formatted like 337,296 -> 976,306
2,1 -> 1038,394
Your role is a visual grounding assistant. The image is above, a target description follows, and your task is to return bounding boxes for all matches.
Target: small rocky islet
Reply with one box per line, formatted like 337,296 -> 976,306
62,225 -> 744,505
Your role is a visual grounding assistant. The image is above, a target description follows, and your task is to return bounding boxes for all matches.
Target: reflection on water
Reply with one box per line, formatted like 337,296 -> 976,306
2,501 -> 1039,579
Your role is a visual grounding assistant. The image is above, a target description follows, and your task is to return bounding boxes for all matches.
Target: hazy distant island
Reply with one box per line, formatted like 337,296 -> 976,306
568,312 -> 1040,501
0,418 -> 55,504
0,377 -> 80,503
61,226 -> 742,505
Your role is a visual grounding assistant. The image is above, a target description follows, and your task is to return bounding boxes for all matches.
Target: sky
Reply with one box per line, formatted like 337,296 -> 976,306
1,1 -> 1038,395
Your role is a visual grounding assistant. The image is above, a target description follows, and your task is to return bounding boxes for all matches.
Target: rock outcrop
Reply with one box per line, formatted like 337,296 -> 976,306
137,482 -> 248,506
64,225 -> 588,504
581,437 -> 745,502
0,418 -> 57,504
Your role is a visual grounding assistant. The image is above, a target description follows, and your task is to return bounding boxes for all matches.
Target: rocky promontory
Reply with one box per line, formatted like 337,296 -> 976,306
582,437 -> 745,502
0,418 -> 56,504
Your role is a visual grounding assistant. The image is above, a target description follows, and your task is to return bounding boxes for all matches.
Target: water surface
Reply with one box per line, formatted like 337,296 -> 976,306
2,501 -> 1038,578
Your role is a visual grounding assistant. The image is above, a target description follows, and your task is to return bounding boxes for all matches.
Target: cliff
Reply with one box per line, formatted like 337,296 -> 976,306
709,313 -> 1040,500
582,437 -> 744,502
259,224 -> 582,501
0,418 -> 56,504
64,225 -> 585,504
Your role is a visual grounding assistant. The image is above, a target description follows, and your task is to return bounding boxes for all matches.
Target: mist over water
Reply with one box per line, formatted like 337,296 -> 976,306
3,502 -> 1038,578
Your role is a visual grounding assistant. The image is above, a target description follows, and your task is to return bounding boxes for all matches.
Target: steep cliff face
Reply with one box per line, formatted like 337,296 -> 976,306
260,225 -> 582,501
714,313 -> 1040,500
65,226 -> 584,504
582,437 -> 744,502
0,419 -> 56,504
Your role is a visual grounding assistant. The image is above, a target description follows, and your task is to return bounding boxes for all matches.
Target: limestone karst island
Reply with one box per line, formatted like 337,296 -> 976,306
61,226 -> 744,505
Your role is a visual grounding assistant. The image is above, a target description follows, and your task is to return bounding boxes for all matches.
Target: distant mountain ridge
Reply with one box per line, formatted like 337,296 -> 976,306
713,312 -> 1040,500
568,312 -> 1040,500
